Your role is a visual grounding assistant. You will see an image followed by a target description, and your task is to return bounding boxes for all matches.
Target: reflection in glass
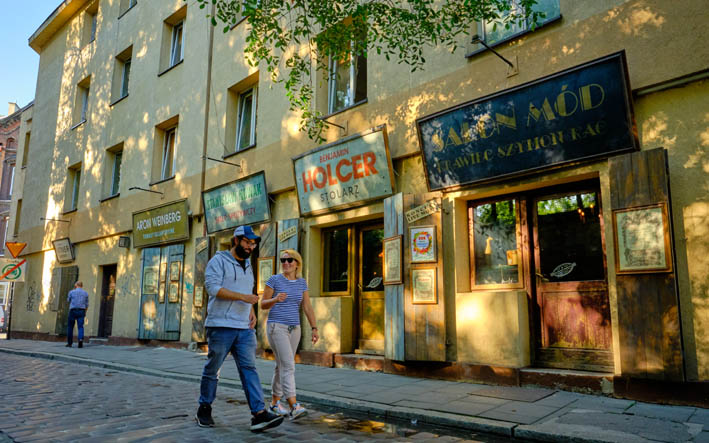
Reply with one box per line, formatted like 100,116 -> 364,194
323,228 -> 349,292
536,192 -> 604,282
472,200 -> 519,285
362,229 -> 384,291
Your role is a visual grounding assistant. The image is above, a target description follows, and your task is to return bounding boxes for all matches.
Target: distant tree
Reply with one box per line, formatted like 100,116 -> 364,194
194,0 -> 542,142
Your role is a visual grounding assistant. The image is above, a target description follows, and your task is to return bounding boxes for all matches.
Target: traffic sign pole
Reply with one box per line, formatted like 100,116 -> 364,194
6,282 -> 13,340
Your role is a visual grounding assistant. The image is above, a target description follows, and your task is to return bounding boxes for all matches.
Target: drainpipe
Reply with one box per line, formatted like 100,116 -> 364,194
199,3 -> 216,237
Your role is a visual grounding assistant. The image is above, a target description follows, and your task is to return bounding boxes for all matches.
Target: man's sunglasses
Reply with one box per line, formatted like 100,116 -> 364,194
280,257 -> 296,264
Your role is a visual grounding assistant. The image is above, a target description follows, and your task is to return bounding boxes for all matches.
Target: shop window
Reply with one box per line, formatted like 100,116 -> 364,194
328,43 -> 367,114
323,227 -> 350,293
112,46 -> 132,102
159,6 -> 186,73
73,76 -> 91,127
468,198 -> 523,288
475,0 -> 560,47
65,164 -> 82,212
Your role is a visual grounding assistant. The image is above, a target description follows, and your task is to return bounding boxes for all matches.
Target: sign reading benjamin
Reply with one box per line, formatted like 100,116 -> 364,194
202,172 -> 270,234
132,200 -> 190,248
417,52 -> 637,191
293,125 -> 395,215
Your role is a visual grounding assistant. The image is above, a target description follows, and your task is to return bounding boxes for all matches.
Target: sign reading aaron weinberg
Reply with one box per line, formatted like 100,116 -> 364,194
417,52 -> 637,191
203,171 -> 270,234
293,125 -> 395,215
132,200 -> 190,248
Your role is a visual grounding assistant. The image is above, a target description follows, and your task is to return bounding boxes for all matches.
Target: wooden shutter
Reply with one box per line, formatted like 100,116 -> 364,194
384,193 -> 405,361
609,148 -> 684,381
404,192 -> 446,362
191,236 -> 213,342
163,244 -> 185,338
54,266 -> 79,335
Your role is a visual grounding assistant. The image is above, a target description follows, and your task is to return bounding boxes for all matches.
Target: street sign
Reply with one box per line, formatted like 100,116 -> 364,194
0,258 -> 27,282
5,242 -> 26,258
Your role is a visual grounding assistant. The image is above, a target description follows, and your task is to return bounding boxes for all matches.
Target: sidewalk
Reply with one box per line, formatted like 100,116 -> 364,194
0,339 -> 706,442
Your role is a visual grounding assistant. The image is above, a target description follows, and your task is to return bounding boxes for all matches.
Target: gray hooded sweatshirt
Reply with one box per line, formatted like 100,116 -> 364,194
204,250 -> 254,329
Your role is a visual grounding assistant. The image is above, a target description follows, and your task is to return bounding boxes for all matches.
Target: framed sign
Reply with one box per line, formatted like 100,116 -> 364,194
142,266 -> 159,295
158,283 -> 165,303
160,262 -> 167,282
411,267 -> 437,304
410,226 -> 437,263
613,203 -> 672,274
383,235 -> 403,285
202,171 -> 271,234
194,285 -> 204,308
132,199 -> 189,248
52,238 -> 75,264
257,257 -> 275,294
170,261 -> 181,281
168,282 -> 180,303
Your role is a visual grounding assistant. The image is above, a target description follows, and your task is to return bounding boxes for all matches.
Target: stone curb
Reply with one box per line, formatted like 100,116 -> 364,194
0,346 -> 612,442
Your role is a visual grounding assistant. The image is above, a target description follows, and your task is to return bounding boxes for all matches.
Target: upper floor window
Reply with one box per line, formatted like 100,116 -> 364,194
160,6 -> 187,73
103,143 -> 123,198
328,47 -> 367,114
479,0 -> 560,46
236,88 -> 257,151
112,46 -> 133,103
162,127 -> 176,180
21,131 -> 30,168
170,22 -> 184,67
73,77 -> 91,126
82,2 -> 99,47
13,199 -> 21,236
7,164 -> 15,197
119,0 -> 137,17
66,164 -> 82,212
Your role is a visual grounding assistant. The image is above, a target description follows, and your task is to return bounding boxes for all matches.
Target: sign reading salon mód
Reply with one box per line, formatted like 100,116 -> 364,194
132,200 -> 190,248
202,171 -> 270,234
417,52 -> 637,191
293,125 -> 395,216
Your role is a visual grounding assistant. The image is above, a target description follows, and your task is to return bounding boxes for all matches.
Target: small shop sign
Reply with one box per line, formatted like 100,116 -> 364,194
405,199 -> 441,224
132,200 -> 190,248
417,52 -> 637,191
202,172 -> 270,234
293,125 -> 395,216
278,225 -> 298,242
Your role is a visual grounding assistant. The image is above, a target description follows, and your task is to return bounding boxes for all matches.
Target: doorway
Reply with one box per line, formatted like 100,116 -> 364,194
98,264 -> 117,338
138,244 -> 185,341
322,220 -> 385,354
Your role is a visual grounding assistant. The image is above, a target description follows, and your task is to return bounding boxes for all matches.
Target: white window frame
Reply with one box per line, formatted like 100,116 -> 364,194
481,0 -> 560,45
8,164 -> 15,196
161,127 -> 176,180
121,58 -> 131,98
110,151 -> 122,195
170,21 -> 184,67
235,88 -> 257,151
80,86 -> 89,122
328,53 -> 357,114
70,167 -> 81,210
89,12 -> 97,42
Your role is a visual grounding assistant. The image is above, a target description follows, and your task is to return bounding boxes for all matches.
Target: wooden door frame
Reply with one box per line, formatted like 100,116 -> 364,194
98,264 -> 117,338
356,221 -> 385,353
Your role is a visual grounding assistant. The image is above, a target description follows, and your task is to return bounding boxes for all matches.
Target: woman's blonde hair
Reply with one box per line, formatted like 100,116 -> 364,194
280,249 -> 303,278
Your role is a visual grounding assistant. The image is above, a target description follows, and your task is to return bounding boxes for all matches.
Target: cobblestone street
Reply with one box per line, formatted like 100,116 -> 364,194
0,353 -> 507,442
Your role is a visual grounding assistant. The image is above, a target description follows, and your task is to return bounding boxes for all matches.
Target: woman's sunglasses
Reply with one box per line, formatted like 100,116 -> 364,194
280,257 -> 296,264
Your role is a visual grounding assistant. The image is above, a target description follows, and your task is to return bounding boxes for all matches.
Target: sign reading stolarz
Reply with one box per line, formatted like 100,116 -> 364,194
132,200 -> 190,248
202,171 -> 270,234
293,125 -> 395,216
417,52 -> 637,191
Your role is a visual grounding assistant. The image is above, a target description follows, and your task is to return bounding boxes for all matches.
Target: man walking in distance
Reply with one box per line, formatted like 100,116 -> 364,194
195,225 -> 284,432
66,281 -> 89,348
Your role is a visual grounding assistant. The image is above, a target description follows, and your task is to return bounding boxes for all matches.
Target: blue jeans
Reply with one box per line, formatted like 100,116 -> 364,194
67,308 -> 86,345
199,327 -> 265,415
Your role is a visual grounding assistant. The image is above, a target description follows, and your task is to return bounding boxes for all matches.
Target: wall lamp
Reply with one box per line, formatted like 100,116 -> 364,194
470,34 -> 516,69
203,155 -> 242,169
40,217 -> 70,223
129,186 -> 164,196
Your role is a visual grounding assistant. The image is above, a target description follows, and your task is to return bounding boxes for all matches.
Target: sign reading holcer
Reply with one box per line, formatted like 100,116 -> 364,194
202,171 -> 270,234
132,200 -> 190,248
293,125 -> 395,215
417,52 -> 636,191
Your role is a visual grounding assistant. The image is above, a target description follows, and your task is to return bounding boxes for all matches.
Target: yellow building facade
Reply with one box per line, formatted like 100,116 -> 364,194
9,0 -> 709,393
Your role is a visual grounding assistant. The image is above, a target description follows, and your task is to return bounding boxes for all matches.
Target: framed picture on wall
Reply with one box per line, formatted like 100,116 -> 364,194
170,262 -> 181,281
383,235 -> 403,285
168,282 -> 180,303
613,203 -> 672,274
142,266 -> 159,295
194,285 -> 204,308
411,267 -> 437,304
410,225 -> 436,263
257,257 -> 276,294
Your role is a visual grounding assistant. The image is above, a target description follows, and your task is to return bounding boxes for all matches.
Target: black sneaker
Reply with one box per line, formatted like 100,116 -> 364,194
250,409 -> 284,432
78,341 -> 83,348
195,404 -> 215,427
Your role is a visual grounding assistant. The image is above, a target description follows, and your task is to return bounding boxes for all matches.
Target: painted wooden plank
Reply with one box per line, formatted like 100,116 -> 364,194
191,236 -> 211,342
384,193 -> 405,361
259,222 -> 277,258
277,219 -> 301,255
164,244 -> 185,338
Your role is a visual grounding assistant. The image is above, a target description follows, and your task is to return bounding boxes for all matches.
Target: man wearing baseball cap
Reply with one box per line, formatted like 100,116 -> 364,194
195,225 -> 284,432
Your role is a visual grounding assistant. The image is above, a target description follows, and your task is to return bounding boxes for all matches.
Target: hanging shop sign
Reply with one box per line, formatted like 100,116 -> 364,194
405,199 -> 442,224
52,237 -> 75,263
417,52 -> 637,191
202,171 -> 270,234
132,199 -> 190,248
293,125 -> 395,216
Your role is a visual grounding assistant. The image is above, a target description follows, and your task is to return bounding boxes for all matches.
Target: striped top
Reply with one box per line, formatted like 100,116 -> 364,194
265,274 -> 308,326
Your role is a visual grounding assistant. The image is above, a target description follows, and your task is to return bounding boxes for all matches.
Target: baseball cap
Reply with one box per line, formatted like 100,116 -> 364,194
233,225 -> 260,241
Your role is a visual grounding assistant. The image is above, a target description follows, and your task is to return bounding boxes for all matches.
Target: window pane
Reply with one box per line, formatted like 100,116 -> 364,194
361,228 -> 384,292
472,200 -> 519,285
121,59 -> 131,97
533,0 -> 560,24
484,2 -> 525,45
171,24 -> 183,66
81,88 -> 89,121
111,152 -> 122,195
323,228 -> 349,292
162,130 -> 175,179
536,192 -> 604,282
329,57 -> 352,113
237,91 -> 254,150
72,169 -> 81,209
354,54 -> 367,104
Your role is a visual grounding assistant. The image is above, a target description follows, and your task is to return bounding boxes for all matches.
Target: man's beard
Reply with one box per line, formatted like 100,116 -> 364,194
234,244 -> 250,260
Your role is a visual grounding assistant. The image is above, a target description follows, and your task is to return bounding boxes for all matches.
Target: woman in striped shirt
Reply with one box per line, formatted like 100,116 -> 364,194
260,249 -> 318,420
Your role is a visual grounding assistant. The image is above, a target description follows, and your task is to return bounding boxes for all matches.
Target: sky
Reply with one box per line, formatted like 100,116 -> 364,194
0,1 -> 61,116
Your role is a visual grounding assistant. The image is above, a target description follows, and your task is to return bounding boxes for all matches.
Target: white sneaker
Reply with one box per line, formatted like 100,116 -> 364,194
268,401 -> 289,416
289,403 -> 308,421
